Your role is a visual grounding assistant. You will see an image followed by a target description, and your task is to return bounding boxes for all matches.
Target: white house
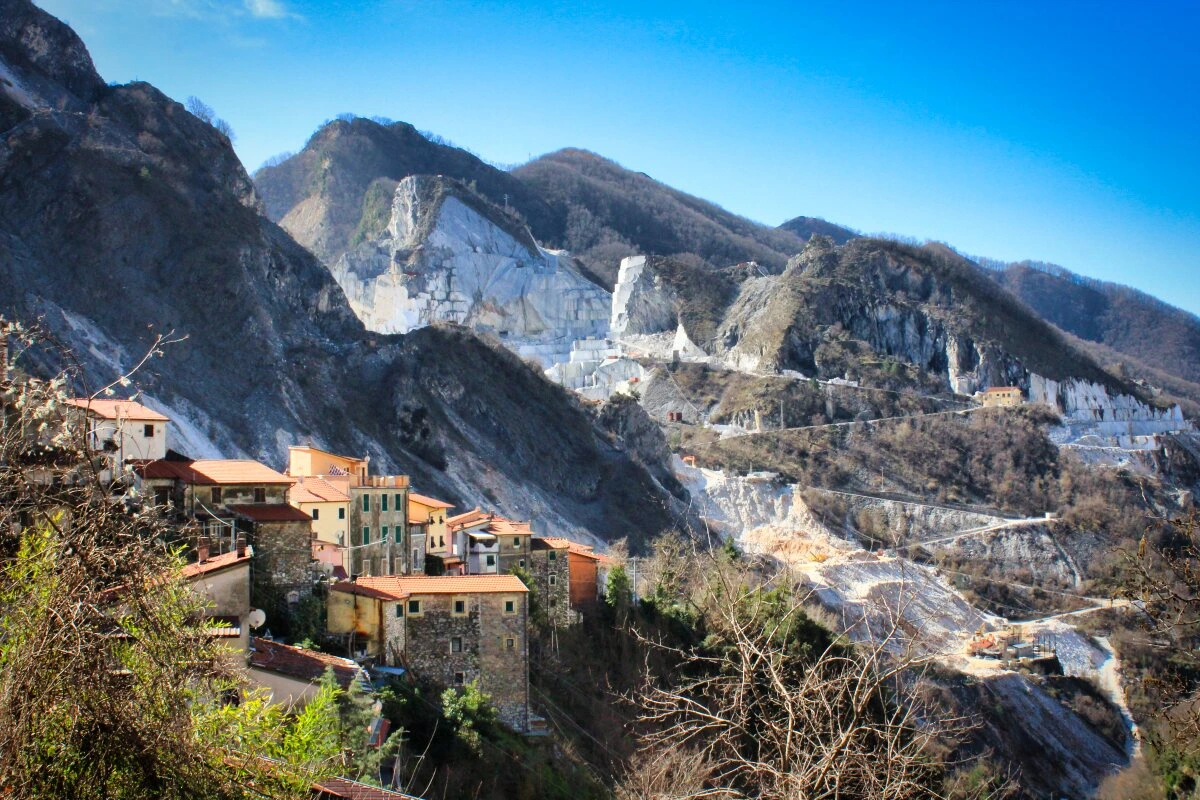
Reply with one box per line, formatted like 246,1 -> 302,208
66,398 -> 169,475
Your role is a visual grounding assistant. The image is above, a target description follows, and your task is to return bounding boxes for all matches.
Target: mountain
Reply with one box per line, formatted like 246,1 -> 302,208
987,260 -> 1200,387
777,215 -> 858,245
0,0 -> 679,548
512,148 -> 806,285
254,116 -> 564,268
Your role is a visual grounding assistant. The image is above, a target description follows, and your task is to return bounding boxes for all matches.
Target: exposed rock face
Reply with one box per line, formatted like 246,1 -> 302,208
1030,374 -> 1187,443
330,175 -> 610,366
610,255 -> 678,337
0,0 -> 681,550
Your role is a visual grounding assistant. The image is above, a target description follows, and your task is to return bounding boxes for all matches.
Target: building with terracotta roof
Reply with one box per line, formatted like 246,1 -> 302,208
533,536 -> 620,614
327,574 -> 530,730
438,508 -> 531,577
289,475 -> 352,576
248,637 -> 368,709
66,397 -> 170,478
287,445 -> 413,578
976,386 -> 1024,408
182,536 -> 253,654
132,457 -> 314,608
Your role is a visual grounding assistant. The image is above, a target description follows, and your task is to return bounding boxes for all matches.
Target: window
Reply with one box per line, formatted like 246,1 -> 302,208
518,559 -> 526,569
550,598 -> 558,608
362,495 -> 370,512
548,550 -> 557,561
381,525 -> 389,542
394,493 -> 403,511
312,508 -> 320,520
254,488 -> 266,503
503,599 -> 516,615
505,637 -> 515,651
338,507 -> 345,520
412,548 -> 419,565
154,489 -> 170,507
549,575 -> 557,586
211,487 -> 222,504
451,636 -> 462,653
439,535 -> 444,547
407,599 -> 421,616
485,554 -> 496,568
453,598 -> 466,616
512,537 -> 520,548
362,525 -> 370,544
395,603 -> 403,618
381,494 -> 388,512
454,672 -> 465,686
143,423 -> 155,438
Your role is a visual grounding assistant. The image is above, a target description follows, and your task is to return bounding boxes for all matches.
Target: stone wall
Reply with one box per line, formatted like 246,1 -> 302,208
404,592 -> 529,730
530,548 -> 573,626
350,486 -> 410,576
252,519 -> 313,599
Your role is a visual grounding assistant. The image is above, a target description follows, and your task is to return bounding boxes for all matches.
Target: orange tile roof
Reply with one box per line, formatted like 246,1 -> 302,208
66,398 -> 170,421
357,574 -> 528,598
249,637 -> 362,686
984,386 -> 1020,393
290,476 -> 350,504
191,460 -> 294,485
446,507 -> 491,531
228,504 -> 314,523
409,492 -> 453,510
181,548 -> 252,578
534,536 -> 612,561
288,444 -> 367,466
330,582 -> 400,601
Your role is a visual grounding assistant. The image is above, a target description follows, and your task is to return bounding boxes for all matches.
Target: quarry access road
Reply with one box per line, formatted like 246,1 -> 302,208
1021,598 -> 1132,626
885,516 -> 1053,555
700,404 -> 985,444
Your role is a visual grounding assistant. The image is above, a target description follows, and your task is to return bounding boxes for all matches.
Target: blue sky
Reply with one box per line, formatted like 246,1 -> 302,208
38,0 -> 1200,315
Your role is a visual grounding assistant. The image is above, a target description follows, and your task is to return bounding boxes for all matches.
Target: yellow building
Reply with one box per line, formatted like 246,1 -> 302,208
978,386 -> 1024,408
289,475 -> 352,575
410,492 -> 454,553
287,444 -> 368,484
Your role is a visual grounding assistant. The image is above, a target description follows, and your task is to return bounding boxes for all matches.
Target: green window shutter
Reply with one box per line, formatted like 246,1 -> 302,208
362,525 -> 370,544
381,525 -> 389,541
381,494 -> 388,512
394,493 -> 403,510
362,494 -> 370,512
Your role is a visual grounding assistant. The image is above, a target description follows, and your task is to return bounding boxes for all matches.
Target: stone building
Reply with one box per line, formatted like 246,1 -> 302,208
440,508 -> 532,576
133,458 -> 313,603
533,536 -> 620,614
286,444 -> 413,577
529,538 -> 573,626
977,386 -> 1024,408
327,574 -> 530,730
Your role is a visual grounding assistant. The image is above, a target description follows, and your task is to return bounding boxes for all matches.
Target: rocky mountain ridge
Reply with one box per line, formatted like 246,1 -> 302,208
0,0 -> 680,549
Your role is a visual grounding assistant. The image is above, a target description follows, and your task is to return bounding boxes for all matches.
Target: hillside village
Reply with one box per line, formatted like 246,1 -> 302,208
68,393 -> 622,747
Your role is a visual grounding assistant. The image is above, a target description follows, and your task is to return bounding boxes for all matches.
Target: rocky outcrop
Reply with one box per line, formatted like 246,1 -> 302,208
610,255 -> 678,337
1030,374 -> 1187,444
330,175 -> 611,366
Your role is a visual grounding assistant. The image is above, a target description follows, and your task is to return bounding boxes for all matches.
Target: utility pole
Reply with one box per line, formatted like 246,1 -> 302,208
503,193 -> 509,211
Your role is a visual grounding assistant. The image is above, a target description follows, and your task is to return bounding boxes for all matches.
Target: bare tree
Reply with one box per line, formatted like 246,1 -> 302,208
620,548 -> 969,799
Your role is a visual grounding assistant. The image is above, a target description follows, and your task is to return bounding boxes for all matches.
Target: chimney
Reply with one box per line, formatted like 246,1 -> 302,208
196,535 -> 210,564
235,533 -> 247,559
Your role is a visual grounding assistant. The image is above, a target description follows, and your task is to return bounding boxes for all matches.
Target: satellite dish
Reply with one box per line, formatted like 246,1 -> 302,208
247,608 -> 267,630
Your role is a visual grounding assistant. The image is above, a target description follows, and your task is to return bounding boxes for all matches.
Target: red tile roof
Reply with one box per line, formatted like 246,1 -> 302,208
290,476 -> 350,504
249,637 -> 362,687
357,574 -> 528,598
133,458 -> 293,486
446,507 -> 492,531
228,504 -> 314,523
409,492 -> 453,510
330,582 -> 401,601
534,536 -> 613,562
314,776 -> 424,800
66,398 -> 170,421
181,548 -> 252,578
